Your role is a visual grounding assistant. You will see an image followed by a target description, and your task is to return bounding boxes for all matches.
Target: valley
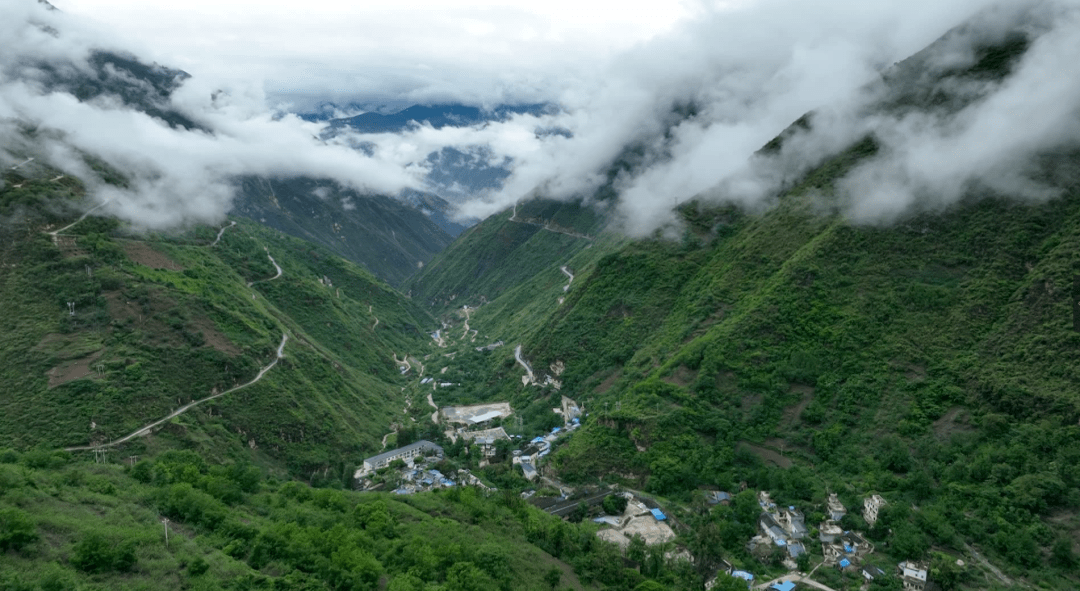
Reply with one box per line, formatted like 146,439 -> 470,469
3,4 -> 1080,590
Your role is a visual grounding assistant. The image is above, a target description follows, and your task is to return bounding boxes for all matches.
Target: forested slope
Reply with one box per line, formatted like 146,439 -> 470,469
0,163 -> 434,481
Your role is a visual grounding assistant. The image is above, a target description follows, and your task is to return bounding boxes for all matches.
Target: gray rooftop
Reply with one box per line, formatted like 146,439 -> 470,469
364,440 -> 443,467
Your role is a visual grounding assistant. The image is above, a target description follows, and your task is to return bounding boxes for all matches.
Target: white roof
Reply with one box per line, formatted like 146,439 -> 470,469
902,565 -> 927,581
469,410 -> 503,423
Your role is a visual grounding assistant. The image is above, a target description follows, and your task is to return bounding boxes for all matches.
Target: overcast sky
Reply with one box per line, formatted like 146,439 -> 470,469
49,0 -> 699,108
7,0 -> 1080,235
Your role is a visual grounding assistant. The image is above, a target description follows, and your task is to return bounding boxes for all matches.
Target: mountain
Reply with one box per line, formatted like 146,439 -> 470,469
231,177 -> 455,286
0,163 -> 439,477
404,19 -> 1080,589
5,4 -> 1080,590
324,103 -> 550,134
316,103 -> 554,210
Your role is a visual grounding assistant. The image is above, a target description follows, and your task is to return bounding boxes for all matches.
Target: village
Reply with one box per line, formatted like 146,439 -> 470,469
353,392 -> 934,591
354,305 -> 939,591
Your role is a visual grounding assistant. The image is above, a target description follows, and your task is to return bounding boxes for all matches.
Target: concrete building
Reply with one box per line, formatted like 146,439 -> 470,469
827,493 -> 847,521
776,507 -> 808,539
360,440 -> 443,474
819,522 -> 843,543
899,561 -> 929,591
864,494 -> 887,526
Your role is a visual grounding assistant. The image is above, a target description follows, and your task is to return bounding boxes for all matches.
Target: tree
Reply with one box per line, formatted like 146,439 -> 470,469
0,508 -> 36,551
446,562 -> 485,591
71,532 -> 136,573
930,554 -> 964,591
796,552 -> 811,572
603,494 -> 629,516
568,502 -> 588,523
1051,537 -> 1076,569
544,567 -> 562,591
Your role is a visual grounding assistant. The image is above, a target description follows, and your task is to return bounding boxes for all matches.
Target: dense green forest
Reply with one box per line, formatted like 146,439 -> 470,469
0,448 -> 731,591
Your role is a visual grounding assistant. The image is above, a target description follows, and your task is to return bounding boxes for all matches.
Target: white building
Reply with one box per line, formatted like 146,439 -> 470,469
864,494 -> 887,526
359,440 -> 443,475
899,560 -> 928,591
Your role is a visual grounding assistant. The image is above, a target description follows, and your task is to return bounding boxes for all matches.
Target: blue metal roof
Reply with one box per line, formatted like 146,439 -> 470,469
771,582 -> 796,591
650,508 -> 667,520
839,558 -> 851,568
732,571 -> 754,581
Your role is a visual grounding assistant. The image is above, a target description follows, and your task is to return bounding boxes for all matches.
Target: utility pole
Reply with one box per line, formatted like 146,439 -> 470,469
67,302 -> 75,316
128,455 -> 139,467
161,517 -> 170,548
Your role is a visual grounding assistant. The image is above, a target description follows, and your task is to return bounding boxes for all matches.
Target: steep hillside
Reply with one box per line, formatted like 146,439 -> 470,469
233,176 -> 454,286
0,164 -> 434,481
0,449 -> 613,591
405,198 -> 607,312
404,23 -> 1080,588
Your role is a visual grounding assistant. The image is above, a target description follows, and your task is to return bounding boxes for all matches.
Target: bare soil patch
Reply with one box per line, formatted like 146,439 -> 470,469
123,241 -> 184,271
48,349 -> 104,388
594,371 -> 620,394
782,384 -> 815,425
739,440 -> 793,469
661,365 -> 698,388
192,316 -> 240,356
905,363 -> 927,383
933,406 -> 974,439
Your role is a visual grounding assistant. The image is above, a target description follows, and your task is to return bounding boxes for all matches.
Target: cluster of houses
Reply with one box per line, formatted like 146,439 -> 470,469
705,489 -> 931,591
512,418 -> 581,481
751,492 -> 809,568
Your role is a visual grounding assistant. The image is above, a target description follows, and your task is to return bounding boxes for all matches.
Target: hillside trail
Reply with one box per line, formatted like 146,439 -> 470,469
426,392 -> 438,424
370,305 -> 379,329
247,248 -> 282,286
393,354 -> 411,373
964,543 -> 1020,588
459,306 -> 472,340
380,427 -> 397,451
10,157 -> 34,170
560,266 -> 574,292
66,333 -> 289,452
45,200 -> 111,241
514,344 -> 535,383
210,221 -> 236,246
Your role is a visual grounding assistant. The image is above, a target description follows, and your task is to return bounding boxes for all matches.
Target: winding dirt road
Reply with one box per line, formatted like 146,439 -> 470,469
460,306 -> 472,340
426,392 -> 438,424
210,221 -> 236,247
66,333 -> 289,451
370,305 -> 379,329
560,266 -> 574,292
247,248 -> 283,286
514,344 -> 535,383
46,200 -> 111,240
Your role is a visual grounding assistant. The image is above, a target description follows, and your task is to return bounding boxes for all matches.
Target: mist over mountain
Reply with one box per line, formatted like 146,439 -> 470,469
6,2 -> 1080,589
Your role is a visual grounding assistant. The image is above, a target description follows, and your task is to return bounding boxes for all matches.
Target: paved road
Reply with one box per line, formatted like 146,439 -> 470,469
66,333 -> 289,451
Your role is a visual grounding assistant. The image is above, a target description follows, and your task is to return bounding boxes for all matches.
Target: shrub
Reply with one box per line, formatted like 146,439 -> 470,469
71,532 -> 136,573
0,508 -> 37,551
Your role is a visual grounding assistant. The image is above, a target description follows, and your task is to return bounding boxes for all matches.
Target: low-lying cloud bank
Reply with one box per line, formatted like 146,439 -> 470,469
1,2 -> 422,229
4,0 -> 1080,236
446,0 -> 1080,235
